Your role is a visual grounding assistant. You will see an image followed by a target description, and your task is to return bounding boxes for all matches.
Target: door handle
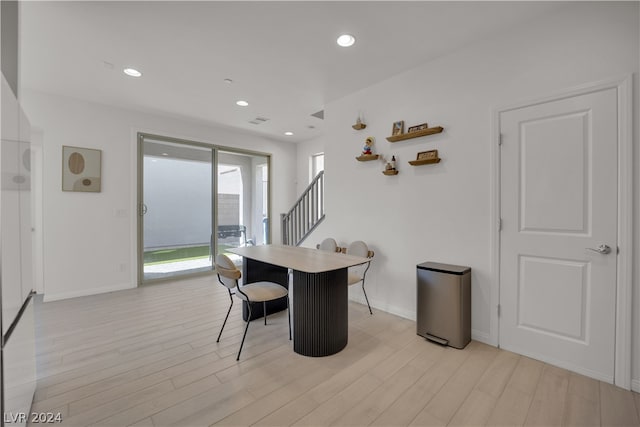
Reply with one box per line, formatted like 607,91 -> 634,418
586,244 -> 611,254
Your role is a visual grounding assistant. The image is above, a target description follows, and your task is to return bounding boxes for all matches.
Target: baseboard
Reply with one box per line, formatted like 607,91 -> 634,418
501,343 -> 614,384
43,283 -> 135,302
348,295 -> 415,321
471,329 -> 493,346
632,379 -> 640,393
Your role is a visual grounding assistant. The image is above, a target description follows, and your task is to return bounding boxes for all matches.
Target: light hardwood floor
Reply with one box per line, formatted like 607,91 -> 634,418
32,276 -> 640,426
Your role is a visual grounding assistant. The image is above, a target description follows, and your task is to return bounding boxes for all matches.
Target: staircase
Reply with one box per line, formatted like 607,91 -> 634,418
281,171 -> 324,246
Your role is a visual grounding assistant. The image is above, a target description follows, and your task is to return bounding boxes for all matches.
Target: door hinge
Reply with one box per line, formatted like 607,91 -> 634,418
498,218 -> 502,231
497,304 -> 501,317
498,134 -> 503,146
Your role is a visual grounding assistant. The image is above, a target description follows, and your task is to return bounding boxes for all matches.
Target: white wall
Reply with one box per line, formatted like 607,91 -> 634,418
303,2 -> 639,389
21,90 -> 297,301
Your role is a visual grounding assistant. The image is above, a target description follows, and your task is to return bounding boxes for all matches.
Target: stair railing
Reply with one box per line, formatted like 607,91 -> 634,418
281,170 -> 324,246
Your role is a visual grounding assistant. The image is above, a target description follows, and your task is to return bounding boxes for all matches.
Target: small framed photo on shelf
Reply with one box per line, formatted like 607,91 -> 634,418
408,122 -> 429,133
392,121 -> 404,136
417,149 -> 438,161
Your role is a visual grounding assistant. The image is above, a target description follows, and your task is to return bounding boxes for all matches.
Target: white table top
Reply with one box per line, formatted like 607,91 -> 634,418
228,244 -> 370,273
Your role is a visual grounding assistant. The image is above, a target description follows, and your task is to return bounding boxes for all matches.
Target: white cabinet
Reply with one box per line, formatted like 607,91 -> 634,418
1,72 -> 36,422
3,299 -> 36,427
1,75 -> 19,142
1,75 -> 26,336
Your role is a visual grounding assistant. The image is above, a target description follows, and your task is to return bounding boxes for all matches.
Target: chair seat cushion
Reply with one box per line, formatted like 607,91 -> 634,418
348,273 -> 363,286
236,282 -> 288,302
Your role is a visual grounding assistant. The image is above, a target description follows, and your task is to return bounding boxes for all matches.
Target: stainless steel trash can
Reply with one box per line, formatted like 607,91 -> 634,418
416,262 -> 471,349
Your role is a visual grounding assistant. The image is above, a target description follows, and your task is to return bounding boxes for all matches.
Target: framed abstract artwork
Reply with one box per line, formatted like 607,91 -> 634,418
62,146 -> 102,192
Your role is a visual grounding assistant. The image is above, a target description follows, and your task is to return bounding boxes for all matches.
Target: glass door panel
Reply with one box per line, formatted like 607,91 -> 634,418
217,150 -> 269,267
140,137 -> 213,282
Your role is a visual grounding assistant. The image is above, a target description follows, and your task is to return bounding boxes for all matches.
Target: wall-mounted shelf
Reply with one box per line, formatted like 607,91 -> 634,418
382,170 -> 399,176
352,123 -> 366,130
386,126 -> 444,143
356,154 -> 379,161
409,158 -> 441,166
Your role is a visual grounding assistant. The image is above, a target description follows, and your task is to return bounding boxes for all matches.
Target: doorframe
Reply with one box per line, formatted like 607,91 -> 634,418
490,75 -> 633,389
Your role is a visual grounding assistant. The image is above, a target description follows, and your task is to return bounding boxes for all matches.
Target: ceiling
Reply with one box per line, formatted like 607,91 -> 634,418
20,1 -> 565,143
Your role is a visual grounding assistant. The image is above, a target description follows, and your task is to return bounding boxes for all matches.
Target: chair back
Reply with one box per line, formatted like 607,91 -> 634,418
214,254 -> 241,290
346,240 -> 373,259
317,238 -> 339,252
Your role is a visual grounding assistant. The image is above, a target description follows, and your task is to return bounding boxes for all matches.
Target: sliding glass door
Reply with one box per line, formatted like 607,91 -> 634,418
137,134 -> 271,284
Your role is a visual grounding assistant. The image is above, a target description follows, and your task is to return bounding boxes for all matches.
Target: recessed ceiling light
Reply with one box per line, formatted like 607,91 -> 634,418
236,100 -> 249,107
161,152 -> 168,156
284,131 -> 294,136
123,68 -> 142,77
336,34 -> 356,47
224,78 -> 233,84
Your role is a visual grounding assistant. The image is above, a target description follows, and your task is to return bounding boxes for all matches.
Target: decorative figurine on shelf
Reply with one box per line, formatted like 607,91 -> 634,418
362,136 -> 375,156
352,113 -> 366,130
385,155 -> 397,171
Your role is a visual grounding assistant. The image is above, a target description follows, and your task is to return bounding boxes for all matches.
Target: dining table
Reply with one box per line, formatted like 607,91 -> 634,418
228,244 -> 370,357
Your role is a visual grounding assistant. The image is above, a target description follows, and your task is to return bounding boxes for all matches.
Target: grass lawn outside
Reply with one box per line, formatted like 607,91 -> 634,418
144,244 -> 236,265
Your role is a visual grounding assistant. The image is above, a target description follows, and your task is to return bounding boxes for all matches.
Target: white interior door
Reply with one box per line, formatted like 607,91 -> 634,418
499,87 -> 618,382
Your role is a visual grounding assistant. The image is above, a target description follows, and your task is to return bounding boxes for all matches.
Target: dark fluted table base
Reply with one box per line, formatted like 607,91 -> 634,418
240,256 -> 349,357
292,268 -> 348,357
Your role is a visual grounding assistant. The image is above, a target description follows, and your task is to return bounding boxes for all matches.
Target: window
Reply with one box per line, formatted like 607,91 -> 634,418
310,152 -> 324,182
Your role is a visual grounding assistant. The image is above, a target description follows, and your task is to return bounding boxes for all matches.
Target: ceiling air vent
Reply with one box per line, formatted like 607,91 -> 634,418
311,110 -> 324,120
249,117 -> 270,125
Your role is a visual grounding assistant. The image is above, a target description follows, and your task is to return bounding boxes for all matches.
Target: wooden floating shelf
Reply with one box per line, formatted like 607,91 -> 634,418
382,170 -> 399,176
352,123 -> 366,130
408,158 -> 441,166
356,154 -> 379,161
386,126 -> 444,143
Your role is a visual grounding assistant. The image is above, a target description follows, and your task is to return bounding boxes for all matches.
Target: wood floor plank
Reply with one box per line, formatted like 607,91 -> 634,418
524,365 -> 570,427
504,355 -> 545,395
28,277 -> 640,427
293,373 -> 382,426
600,381 -> 640,426
215,364 -> 335,426
36,343 -> 194,401
253,343 -> 396,426
370,344 -> 470,427
448,389 -> 497,426
331,363 -> 425,426
485,387 -> 533,427
563,372 -> 600,426
413,342 -> 498,424
60,380 -> 175,426
92,368 -> 230,426
474,349 -> 519,398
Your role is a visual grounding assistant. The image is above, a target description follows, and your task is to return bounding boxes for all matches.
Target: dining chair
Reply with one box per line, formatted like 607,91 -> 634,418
345,240 -> 375,315
316,237 -> 340,252
214,253 -> 291,360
